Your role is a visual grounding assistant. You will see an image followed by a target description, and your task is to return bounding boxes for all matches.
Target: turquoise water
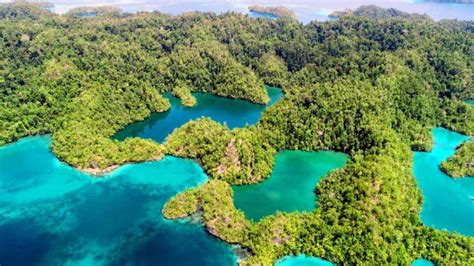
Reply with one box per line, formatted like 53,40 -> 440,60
0,136 -> 236,265
233,151 -> 349,221
413,127 -> 474,236
412,259 -> 435,266
276,255 -> 335,266
277,256 -> 434,265
466,99 -> 474,105
113,86 -> 282,143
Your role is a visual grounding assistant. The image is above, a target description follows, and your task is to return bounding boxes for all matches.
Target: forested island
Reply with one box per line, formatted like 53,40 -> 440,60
248,5 -> 297,19
0,1 -> 473,265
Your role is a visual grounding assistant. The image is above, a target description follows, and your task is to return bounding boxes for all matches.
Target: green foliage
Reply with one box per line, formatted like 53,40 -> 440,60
255,53 -> 289,88
171,83 -> 196,107
163,180 -> 251,243
167,39 -> 270,104
441,141 -> 474,177
165,118 -> 276,184
52,77 -> 170,170
0,1 -> 53,20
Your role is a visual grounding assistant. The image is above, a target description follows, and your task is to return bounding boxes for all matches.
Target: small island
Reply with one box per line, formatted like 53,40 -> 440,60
248,5 -> 297,19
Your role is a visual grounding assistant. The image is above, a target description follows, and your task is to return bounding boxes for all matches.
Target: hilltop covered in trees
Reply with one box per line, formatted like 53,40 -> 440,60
0,3 -> 473,264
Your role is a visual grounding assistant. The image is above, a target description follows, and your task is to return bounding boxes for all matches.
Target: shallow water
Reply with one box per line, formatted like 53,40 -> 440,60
413,128 -> 474,236
113,86 -> 282,143
412,259 -> 435,266
233,150 -> 349,221
466,99 -> 474,105
0,136 -> 236,265
276,255 -> 434,265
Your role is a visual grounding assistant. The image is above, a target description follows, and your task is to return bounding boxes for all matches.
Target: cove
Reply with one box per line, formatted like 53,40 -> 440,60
233,150 -> 349,221
413,128 -> 474,236
0,136 -> 236,265
113,86 -> 283,143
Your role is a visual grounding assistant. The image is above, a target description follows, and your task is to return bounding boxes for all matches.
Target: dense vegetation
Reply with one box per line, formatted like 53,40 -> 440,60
1,2 -> 473,264
441,142 -> 474,177
171,83 -> 196,107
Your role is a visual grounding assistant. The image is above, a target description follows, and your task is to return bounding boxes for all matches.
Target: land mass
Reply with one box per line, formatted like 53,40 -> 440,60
0,3 -> 473,265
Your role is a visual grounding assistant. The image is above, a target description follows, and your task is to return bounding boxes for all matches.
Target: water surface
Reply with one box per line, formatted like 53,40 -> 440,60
276,255 -> 335,266
0,136 -> 236,265
413,128 -> 474,236
277,256 -> 434,266
113,86 -> 282,143
412,259 -> 435,266
233,150 -> 349,221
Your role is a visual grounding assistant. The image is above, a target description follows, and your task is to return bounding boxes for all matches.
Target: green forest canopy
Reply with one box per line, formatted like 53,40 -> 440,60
0,3 -> 473,265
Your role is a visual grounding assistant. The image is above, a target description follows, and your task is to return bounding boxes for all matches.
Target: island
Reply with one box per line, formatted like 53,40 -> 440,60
0,2 -> 473,265
248,5 -> 297,19
66,5 -> 121,17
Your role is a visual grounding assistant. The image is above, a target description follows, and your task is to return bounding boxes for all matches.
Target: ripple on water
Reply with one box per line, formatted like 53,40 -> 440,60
0,136 -> 236,265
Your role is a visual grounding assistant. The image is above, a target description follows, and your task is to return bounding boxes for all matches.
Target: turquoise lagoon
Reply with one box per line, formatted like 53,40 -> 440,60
414,128 -> 474,236
412,259 -> 435,266
0,136 -> 236,265
113,86 -> 282,143
233,151 -> 349,221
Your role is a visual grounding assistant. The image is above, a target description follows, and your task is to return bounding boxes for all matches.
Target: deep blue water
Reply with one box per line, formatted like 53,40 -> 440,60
113,86 -> 282,143
414,128 -> 474,236
0,136 -> 236,265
